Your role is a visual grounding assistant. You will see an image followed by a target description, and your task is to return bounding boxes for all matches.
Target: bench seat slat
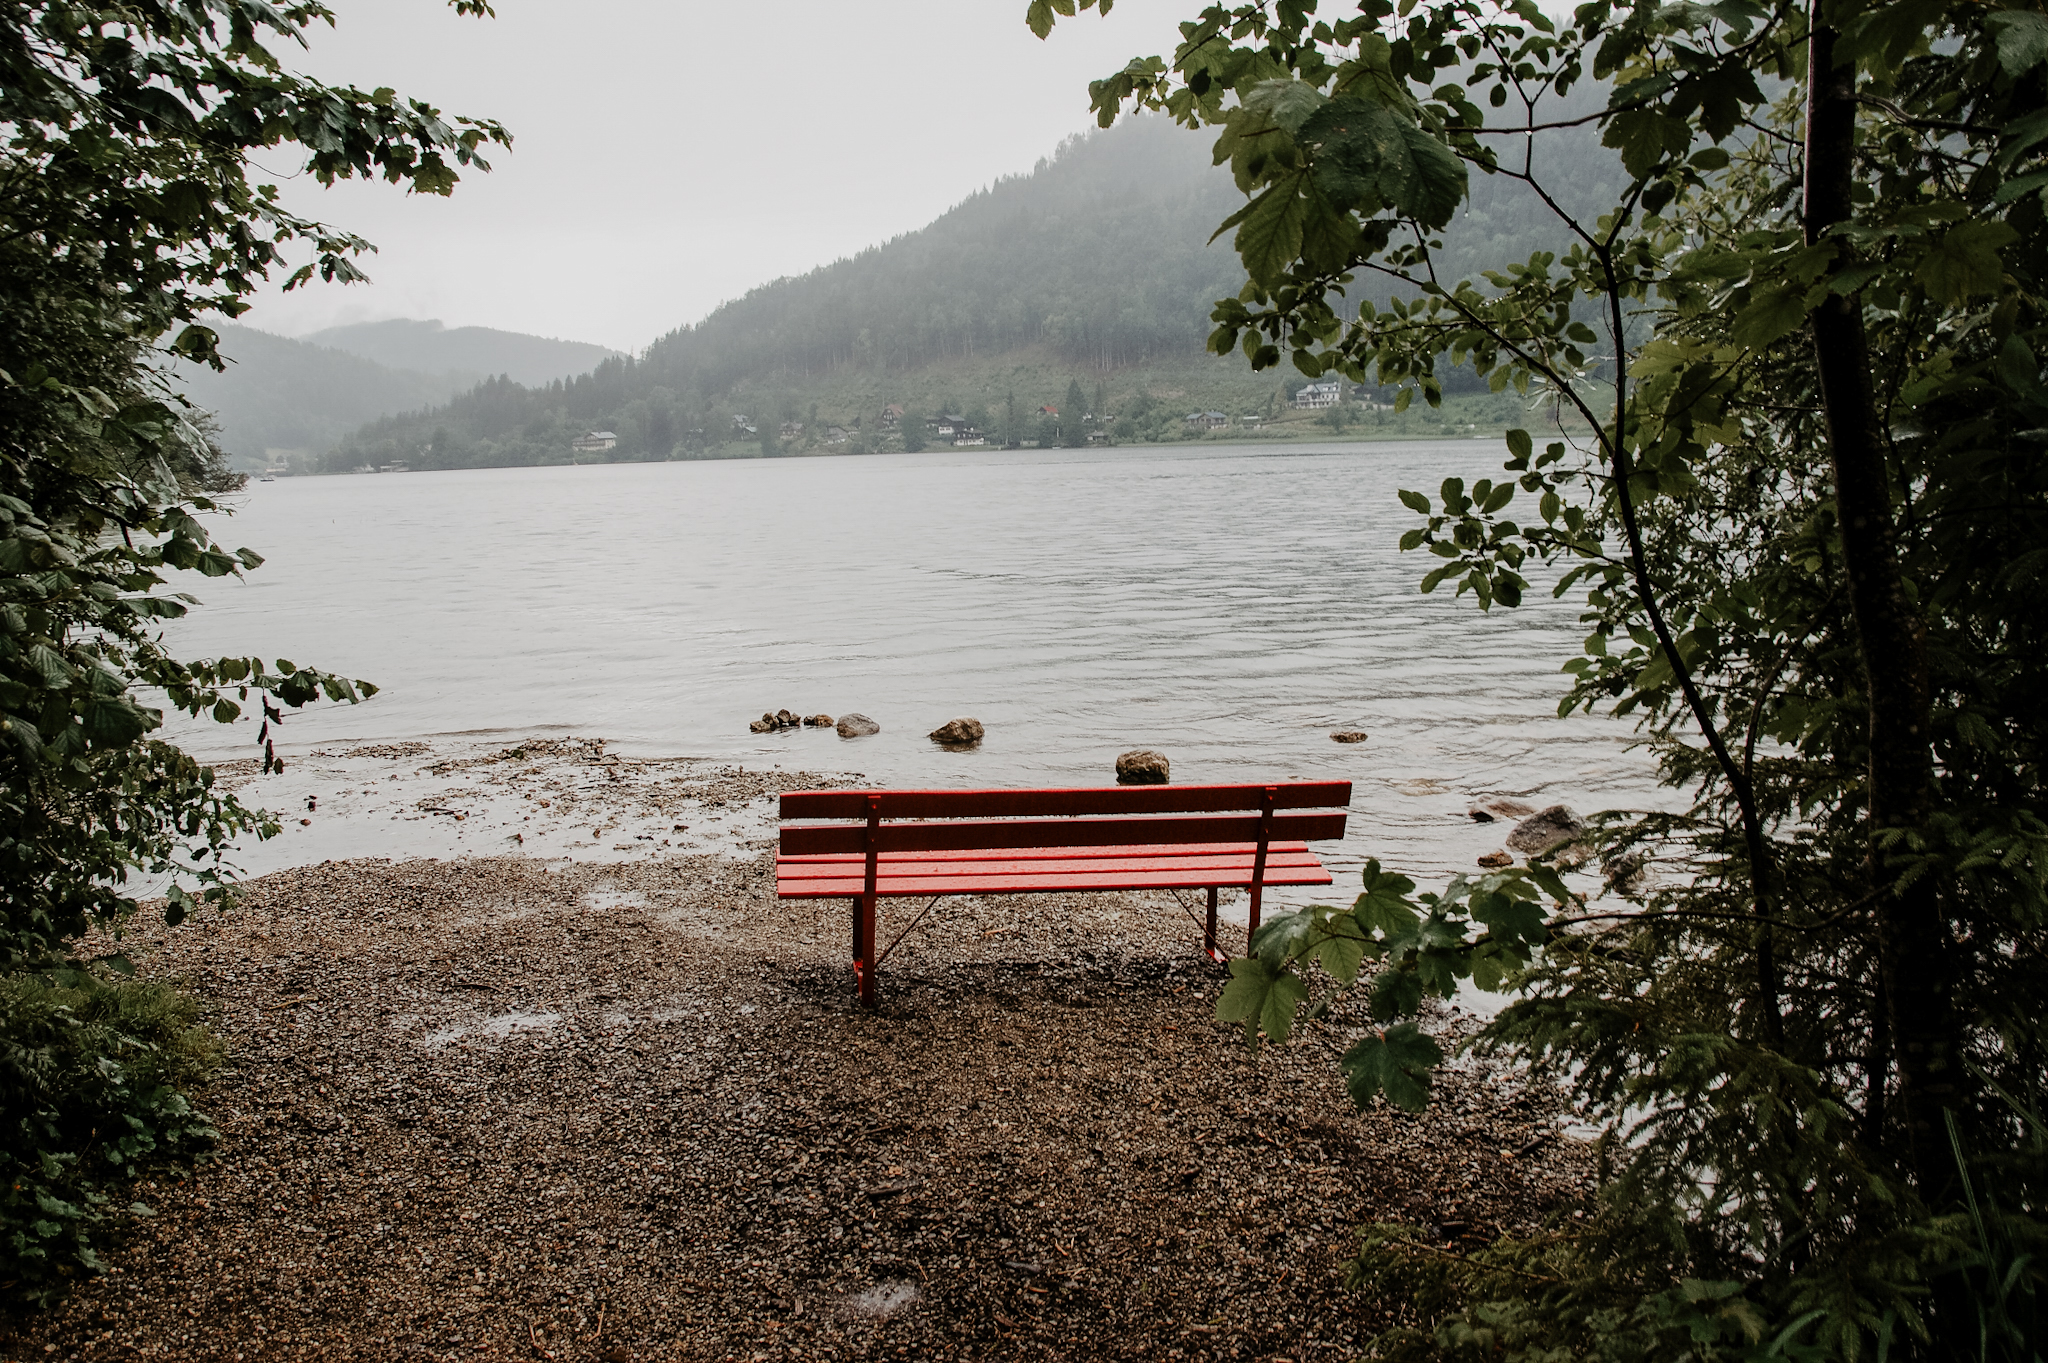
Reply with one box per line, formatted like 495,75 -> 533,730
781,782 -> 1351,821
777,860 -> 1336,898
780,811 -> 1346,857
777,839 -> 1314,868
777,847 -> 1326,887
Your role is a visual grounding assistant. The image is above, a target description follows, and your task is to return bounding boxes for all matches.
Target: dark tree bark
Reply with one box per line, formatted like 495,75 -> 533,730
1804,13 -> 1958,1201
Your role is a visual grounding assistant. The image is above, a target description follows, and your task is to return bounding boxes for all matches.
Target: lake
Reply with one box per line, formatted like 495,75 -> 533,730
172,441 -> 1665,894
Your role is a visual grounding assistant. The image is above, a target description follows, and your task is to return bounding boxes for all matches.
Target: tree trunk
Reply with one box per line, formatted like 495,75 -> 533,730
1804,15 -> 1957,1200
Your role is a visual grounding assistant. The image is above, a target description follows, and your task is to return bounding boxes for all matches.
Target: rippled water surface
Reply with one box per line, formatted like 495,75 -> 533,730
174,443 -> 1666,892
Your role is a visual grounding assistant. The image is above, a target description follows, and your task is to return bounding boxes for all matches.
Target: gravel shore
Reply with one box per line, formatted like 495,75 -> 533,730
3,757 -> 1592,1362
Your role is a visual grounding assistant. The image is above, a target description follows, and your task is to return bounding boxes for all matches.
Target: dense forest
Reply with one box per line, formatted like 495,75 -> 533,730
322,103 -> 1616,472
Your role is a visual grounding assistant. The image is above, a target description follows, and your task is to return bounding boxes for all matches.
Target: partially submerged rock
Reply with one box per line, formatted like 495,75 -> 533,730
1469,798 -> 1537,823
929,717 -> 985,746
1330,730 -> 1369,744
1115,749 -> 1170,785
1505,805 -> 1585,856
804,714 -> 834,728
1477,850 -> 1514,870
836,713 -> 880,738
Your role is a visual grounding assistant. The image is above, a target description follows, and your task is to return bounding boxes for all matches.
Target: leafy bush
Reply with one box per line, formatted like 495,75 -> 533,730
0,0 -> 502,1307
1044,0 -> 2048,1352
0,970 -> 220,1308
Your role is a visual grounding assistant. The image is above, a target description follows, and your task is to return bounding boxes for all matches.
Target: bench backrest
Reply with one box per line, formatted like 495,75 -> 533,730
779,782 -> 1351,858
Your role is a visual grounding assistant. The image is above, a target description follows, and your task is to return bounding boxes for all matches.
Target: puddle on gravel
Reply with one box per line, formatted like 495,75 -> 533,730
842,1282 -> 922,1320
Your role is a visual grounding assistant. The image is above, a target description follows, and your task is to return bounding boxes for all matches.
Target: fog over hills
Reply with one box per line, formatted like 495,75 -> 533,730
171,322 -> 624,468
254,107 -> 1619,471
301,320 -> 623,388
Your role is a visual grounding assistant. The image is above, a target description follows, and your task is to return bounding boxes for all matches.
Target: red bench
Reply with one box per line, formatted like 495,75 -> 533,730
776,782 -> 1352,1005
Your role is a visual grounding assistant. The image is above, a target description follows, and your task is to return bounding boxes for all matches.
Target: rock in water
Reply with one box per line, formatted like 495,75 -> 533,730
1469,797 -> 1537,823
1476,850 -> 1514,869
1330,730 -> 1369,744
776,708 -> 800,728
929,717 -> 985,745
805,714 -> 834,728
836,713 -> 880,738
748,718 -> 774,733
1505,804 -> 1584,855
1116,749 -> 1170,785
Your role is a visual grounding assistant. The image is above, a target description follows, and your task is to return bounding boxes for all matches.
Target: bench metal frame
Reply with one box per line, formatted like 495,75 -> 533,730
777,781 -> 1351,1005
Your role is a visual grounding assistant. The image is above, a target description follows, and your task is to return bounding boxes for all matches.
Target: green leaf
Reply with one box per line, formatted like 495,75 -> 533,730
1308,925 -> 1369,984
1914,220 -> 2020,302
1398,488 -> 1432,513
1997,333 -> 2044,399
1604,109 -> 1691,179
1989,11 -> 2048,78
1339,1021 -> 1444,1111
1215,956 -> 1309,1043
1354,860 -> 1422,937
1730,284 -> 1810,348
1994,168 -> 2048,205
1241,78 -> 1329,134
1233,178 -> 1309,284
1299,99 -> 1466,230
1505,428 -> 1533,461
1368,965 -> 1424,1020
1249,907 -> 1320,965
1469,890 -> 1549,948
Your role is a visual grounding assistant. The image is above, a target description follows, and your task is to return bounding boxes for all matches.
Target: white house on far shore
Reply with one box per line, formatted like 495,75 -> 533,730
1294,381 -> 1344,409
571,430 -> 618,455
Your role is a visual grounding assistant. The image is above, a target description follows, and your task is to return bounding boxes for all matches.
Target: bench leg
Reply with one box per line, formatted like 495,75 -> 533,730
852,894 -> 878,1007
1204,886 -> 1222,962
1246,882 -> 1264,952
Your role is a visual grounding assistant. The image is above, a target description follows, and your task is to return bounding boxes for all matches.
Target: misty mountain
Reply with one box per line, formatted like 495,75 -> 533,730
171,324 -> 479,465
171,320 -> 625,466
325,108 -> 1619,471
302,319 -> 622,388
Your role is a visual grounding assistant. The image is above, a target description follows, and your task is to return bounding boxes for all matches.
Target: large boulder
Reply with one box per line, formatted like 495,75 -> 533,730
836,713 -> 881,738
1505,804 -> 1584,855
929,717 -> 985,746
1116,749 -> 1170,785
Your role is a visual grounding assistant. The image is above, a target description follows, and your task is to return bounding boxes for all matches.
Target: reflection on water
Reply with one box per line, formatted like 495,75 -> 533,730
170,441 -> 1668,898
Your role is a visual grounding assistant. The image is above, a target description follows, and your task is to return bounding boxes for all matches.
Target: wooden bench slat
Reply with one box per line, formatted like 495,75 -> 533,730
779,811 -> 1347,857
776,847 -> 1327,885
779,781 -> 1351,821
777,862 -> 1336,898
776,839 -> 1314,868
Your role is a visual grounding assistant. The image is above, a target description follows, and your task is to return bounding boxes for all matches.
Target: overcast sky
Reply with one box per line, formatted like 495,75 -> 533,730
239,0 -> 1195,353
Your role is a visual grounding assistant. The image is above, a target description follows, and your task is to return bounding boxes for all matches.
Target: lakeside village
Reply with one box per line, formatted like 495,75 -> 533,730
327,378 -> 1388,475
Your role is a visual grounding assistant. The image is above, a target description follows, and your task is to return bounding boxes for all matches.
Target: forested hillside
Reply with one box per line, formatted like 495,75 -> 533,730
171,324 -> 479,467
323,106 -> 1616,472
171,321 -> 624,469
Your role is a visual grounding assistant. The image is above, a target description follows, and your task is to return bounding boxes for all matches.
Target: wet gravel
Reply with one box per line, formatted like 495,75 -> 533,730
4,771 -> 1593,1362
